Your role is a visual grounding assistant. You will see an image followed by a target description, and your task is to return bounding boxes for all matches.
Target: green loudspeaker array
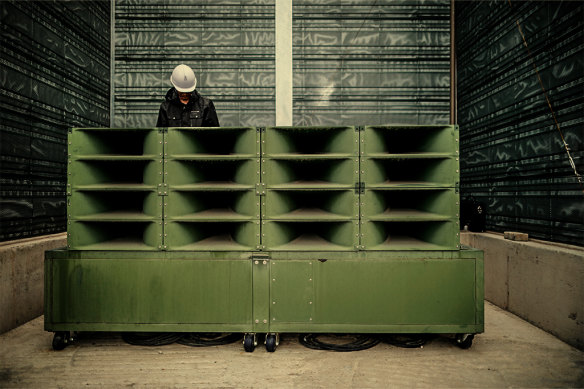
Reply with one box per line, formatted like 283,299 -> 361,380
165,127 -> 261,250
66,125 -> 460,251
262,126 -> 359,250
361,125 -> 460,250
67,128 -> 163,250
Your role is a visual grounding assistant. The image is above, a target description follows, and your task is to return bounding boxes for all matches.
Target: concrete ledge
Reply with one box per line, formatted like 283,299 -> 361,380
461,231 -> 584,350
0,233 -> 67,334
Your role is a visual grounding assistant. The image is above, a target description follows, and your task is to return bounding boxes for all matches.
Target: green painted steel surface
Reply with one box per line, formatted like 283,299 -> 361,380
264,190 -> 359,221
167,127 -> 258,157
165,221 -> 260,251
263,220 -> 359,251
252,255 -> 271,333
164,127 -> 261,250
45,257 -> 253,330
360,125 -> 460,250
262,126 -> 360,251
67,128 -> 164,250
45,249 -> 483,334
361,221 -> 459,251
363,125 -> 457,155
270,257 -> 483,333
51,125 -> 483,336
263,126 -> 358,156
270,260 -> 314,323
66,125 -> 460,250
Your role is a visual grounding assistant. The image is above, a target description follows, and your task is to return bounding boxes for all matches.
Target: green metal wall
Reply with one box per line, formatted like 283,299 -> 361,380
113,0 -> 275,127
293,0 -> 451,126
456,1 -> 584,246
0,1 -> 111,242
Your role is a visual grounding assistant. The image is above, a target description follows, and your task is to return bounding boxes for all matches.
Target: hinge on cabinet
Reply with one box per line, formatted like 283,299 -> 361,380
66,184 -> 72,196
158,183 -> 168,195
256,127 -> 266,133
158,128 -> 168,133
250,253 -> 270,262
455,182 -> 460,194
255,182 -> 266,195
355,126 -> 364,132
355,182 -> 365,194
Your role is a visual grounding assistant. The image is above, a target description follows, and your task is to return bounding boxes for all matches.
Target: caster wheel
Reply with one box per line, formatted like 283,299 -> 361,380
265,333 -> 278,353
52,331 -> 70,351
243,333 -> 256,353
455,334 -> 474,349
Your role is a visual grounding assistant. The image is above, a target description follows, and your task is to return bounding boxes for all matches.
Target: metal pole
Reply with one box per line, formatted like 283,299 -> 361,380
275,0 -> 293,126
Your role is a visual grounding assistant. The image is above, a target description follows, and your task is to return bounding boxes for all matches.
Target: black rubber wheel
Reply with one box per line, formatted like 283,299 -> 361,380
243,334 -> 255,353
456,334 -> 474,349
52,332 -> 69,351
265,334 -> 277,353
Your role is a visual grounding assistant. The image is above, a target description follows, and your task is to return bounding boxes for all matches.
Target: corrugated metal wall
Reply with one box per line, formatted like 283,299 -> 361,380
113,1 -> 450,128
457,1 -> 584,246
113,0 -> 275,128
293,0 -> 451,126
0,1 -> 110,242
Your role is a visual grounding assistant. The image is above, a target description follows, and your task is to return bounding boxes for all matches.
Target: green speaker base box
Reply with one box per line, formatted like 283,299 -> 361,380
45,248 -> 483,335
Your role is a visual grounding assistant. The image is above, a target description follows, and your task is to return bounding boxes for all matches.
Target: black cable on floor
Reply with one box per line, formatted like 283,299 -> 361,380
177,333 -> 241,347
382,334 -> 431,348
121,332 -> 182,346
299,334 -> 380,352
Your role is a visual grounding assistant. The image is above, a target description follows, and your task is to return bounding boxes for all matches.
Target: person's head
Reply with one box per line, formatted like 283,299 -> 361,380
170,64 -> 197,103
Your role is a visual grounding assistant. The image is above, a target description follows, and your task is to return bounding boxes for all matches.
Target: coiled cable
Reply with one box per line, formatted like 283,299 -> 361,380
121,332 -> 182,346
299,333 -> 380,352
177,333 -> 241,347
122,332 -> 240,347
382,334 -> 430,348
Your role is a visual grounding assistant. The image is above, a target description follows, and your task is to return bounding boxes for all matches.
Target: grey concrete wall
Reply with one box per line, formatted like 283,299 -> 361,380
0,233 -> 66,334
461,231 -> 584,350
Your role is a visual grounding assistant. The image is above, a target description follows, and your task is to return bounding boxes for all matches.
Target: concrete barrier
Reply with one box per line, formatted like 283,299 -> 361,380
461,231 -> 584,350
0,233 -> 67,334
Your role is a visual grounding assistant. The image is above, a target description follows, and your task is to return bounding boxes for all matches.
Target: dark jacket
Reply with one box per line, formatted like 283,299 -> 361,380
156,88 -> 220,127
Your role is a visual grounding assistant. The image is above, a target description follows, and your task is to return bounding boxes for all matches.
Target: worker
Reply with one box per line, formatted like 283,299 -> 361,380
156,64 -> 220,127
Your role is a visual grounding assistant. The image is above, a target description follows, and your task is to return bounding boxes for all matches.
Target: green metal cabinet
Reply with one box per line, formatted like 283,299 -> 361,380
47,125 -> 482,348
45,249 -> 483,335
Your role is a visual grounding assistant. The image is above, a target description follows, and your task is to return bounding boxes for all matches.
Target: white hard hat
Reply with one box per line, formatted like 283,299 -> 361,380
170,64 -> 197,92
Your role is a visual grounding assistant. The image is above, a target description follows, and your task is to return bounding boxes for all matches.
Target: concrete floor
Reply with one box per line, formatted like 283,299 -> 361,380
0,302 -> 582,388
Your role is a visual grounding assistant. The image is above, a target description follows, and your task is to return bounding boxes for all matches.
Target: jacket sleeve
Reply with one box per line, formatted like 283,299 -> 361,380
203,100 -> 220,127
156,104 -> 167,127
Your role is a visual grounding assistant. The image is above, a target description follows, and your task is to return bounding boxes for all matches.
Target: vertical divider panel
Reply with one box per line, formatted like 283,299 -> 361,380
259,127 -> 265,250
66,130 -> 73,248
358,126 -> 363,250
161,127 -> 168,250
